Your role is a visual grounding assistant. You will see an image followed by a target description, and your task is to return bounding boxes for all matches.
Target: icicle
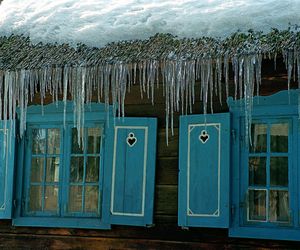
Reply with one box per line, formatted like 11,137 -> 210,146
163,61 -> 170,146
175,60 -> 182,113
239,57 -> 244,100
287,50 -> 293,93
216,57 -> 222,105
255,53 -> 262,101
232,56 -> 239,100
138,61 -> 144,99
19,70 -> 26,137
209,59 -> 214,113
274,52 -> 277,70
63,66 -> 69,128
224,54 -> 229,99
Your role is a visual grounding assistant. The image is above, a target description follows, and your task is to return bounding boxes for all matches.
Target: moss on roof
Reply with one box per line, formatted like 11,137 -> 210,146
0,28 -> 299,70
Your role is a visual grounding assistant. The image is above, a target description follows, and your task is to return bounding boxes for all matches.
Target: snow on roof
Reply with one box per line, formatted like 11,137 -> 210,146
0,0 -> 299,48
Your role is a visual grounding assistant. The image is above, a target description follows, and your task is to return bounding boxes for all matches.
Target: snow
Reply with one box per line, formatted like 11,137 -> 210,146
0,0 -> 299,48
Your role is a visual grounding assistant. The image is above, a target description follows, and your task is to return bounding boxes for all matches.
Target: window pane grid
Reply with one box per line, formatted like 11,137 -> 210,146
247,121 -> 290,224
68,127 -> 101,216
28,128 -> 60,215
26,125 -> 102,218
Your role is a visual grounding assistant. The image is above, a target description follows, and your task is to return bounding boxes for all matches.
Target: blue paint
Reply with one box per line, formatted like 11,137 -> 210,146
178,113 -> 230,228
104,117 -> 157,226
0,121 -> 15,219
229,89 -> 300,241
13,102 -> 112,229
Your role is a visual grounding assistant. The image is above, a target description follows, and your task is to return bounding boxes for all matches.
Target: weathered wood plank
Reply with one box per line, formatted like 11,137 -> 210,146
157,128 -> 178,157
156,157 -> 178,185
154,185 -> 178,215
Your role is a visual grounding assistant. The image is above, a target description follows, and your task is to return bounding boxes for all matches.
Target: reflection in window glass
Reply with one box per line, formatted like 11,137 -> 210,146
250,124 -> 267,152
84,186 -> 99,213
46,157 -> 60,182
69,185 -> 82,212
87,128 -> 102,154
269,190 -> 289,222
249,157 -> 266,186
270,157 -> 288,187
86,157 -> 99,182
248,189 -> 266,221
47,129 -> 61,154
70,157 -> 84,183
44,186 -> 58,211
32,129 -> 46,154
30,158 -> 44,183
271,123 -> 288,152
71,128 -> 84,154
29,185 -> 42,211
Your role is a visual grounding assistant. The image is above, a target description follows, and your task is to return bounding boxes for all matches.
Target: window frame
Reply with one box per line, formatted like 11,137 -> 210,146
13,101 -> 112,229
228,90 -> 300,241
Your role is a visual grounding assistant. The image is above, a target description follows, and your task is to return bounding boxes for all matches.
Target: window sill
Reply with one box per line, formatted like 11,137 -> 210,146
13,216 -> 111,230
229,225 -> 300,241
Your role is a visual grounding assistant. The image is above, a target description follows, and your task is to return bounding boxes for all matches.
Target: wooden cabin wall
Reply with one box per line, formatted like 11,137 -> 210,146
0,59 -> 300,249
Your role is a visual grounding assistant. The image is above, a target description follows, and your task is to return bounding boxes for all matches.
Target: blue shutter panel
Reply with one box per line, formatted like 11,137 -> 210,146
178,113 -> 230,228
0,121 -> 15,219
106,117 -> 157,226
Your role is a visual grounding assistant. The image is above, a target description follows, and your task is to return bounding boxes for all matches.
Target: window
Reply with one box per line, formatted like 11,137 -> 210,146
12,101 -> 157,229
229,89 -> 300,241
24,125 -> 103,218
14,102 -> 110,229
246,121 -> 290,224
178,89 -> 300,241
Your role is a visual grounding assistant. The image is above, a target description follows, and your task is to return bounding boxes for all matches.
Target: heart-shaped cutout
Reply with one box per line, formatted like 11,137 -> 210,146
199,130 -> 209,144
127,132 -> 137,147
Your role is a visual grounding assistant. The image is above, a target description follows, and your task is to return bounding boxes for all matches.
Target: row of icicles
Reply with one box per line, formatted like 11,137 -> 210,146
0,50 -> 300,147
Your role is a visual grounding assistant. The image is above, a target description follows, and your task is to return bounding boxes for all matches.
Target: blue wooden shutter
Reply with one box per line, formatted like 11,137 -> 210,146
178,113 -> 230,228
105,117 -> 157,226
0,121 -> 15,219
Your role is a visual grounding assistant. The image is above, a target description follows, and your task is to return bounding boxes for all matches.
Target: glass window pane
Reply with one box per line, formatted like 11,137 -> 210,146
270,157 -> 288,187
271,123 -> 288,152
71,128 -> 84,154
84,186 -> 99,213
46,157 -> 60,182
249,157 -> 266,186
248,189 -> 266,221
30,157 -> 44,183
29,185 -> 42,211
70,157 -> 84,183
87,128 -> 102,154
47,129 -> 61,154
250,124 -> 267,152
44,186 -> 58,212
269,190 -> 289,222
32,129 -> 46,154
86,157 -> 99,182
68,185 -> 82,212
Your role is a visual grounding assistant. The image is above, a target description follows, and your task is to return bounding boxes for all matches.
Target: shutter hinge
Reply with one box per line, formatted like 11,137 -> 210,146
231,129 -> 236,142
13,199 -> 17,208
231,205 -> 235,216
146,223 -> 155,228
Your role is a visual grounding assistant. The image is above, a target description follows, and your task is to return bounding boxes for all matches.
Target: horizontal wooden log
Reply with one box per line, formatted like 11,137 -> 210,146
154,185 -> 178,215
157,128 -> 179,157
155,157 -> 178,185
